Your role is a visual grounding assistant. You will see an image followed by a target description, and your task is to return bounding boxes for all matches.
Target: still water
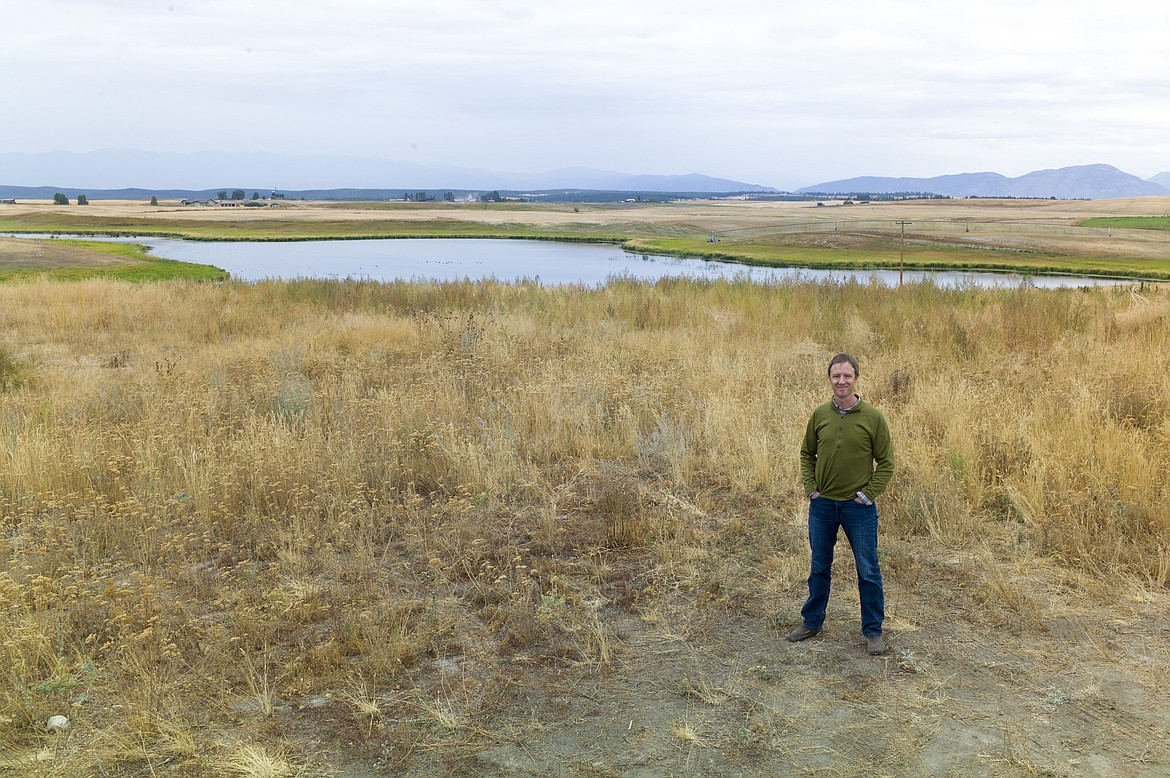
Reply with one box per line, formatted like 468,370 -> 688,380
9,235 -> 1139,288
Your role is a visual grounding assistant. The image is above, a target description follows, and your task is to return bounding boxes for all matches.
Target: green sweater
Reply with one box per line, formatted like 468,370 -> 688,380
800,397 -> 894,501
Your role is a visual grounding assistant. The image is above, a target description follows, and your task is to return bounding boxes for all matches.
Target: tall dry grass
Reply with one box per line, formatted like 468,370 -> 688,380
0,274 -> 1167,773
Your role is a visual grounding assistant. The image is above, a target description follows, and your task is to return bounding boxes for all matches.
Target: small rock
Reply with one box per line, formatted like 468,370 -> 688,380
47,715 -> 70,733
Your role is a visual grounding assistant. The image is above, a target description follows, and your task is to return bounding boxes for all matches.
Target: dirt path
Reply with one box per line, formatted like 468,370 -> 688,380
282,540 -> 1169,777
465,604 -> 1167,775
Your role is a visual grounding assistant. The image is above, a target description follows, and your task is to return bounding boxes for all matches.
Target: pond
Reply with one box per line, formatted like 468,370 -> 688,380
6,234 -> 1140,288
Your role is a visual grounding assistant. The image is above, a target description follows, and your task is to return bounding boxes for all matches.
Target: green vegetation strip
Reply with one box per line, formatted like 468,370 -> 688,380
0,239 -> 228,282
623,237 -> 1170,280
1080,216 -> 1170,232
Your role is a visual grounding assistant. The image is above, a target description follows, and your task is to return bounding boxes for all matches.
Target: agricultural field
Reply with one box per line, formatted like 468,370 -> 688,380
1,197 -> 1169,776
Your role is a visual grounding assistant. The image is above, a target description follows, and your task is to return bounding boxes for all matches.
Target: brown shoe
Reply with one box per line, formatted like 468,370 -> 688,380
786,624 -> 820,642
866,635 -> 886,655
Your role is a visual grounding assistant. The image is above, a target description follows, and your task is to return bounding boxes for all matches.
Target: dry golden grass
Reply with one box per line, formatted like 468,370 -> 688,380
1,273 -> 1169,774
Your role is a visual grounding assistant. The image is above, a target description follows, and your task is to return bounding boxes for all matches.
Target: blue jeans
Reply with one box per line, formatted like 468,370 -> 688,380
800,496 -> 884,637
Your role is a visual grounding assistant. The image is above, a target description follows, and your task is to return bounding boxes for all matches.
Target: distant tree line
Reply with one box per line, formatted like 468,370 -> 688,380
402,191 -> 457,202
965,195 -> 1064,201
801,191 -> 949,201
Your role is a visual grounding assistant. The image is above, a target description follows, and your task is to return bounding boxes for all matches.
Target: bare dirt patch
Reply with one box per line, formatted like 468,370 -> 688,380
261,535 -> 1170,777
0,236 -> 128,271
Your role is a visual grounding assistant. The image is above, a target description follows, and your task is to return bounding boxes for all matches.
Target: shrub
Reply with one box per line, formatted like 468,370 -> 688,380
0,343 -> 26,391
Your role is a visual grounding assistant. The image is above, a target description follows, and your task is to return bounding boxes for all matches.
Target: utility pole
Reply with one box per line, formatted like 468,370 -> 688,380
895,221 -> 912,286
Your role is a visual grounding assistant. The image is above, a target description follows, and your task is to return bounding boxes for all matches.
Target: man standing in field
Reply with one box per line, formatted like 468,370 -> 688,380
787,353 -> 894,656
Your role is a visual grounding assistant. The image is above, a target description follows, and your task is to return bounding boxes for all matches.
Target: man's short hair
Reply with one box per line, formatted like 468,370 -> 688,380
827,353 -> 860,377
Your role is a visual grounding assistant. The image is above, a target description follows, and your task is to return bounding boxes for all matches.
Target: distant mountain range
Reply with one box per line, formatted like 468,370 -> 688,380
0,149 -> 774,194
2,150 -> 1168,200
798,164 -> 1170,200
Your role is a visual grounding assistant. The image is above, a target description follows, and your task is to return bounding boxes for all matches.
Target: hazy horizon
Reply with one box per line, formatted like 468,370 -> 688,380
3,149 -> 1168,196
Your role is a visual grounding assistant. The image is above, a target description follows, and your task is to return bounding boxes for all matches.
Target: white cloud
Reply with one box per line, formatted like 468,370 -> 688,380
2,0 -> 1169,187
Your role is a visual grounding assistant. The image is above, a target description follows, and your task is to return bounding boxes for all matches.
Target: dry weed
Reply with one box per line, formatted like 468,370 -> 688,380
220,743 -> 301,778
670,715 -> 710,749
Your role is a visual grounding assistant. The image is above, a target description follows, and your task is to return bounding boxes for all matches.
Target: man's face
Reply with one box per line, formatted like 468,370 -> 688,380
828,361 -> 857,404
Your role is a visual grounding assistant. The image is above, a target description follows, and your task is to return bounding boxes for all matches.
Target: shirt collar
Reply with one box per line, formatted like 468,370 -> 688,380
833,395 -> 861,413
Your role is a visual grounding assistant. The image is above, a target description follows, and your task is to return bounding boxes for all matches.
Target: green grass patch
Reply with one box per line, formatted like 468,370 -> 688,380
39,256 -> 229,282
0,342 -> 26,392
623,237 -> 1170,280
1080,216 -> 1170,231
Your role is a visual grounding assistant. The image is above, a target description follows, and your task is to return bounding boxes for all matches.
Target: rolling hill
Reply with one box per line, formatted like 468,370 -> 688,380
797,164 -> 1170,200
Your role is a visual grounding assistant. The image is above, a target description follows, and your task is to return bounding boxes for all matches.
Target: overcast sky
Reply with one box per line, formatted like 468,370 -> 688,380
3,0 -> 1168,189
